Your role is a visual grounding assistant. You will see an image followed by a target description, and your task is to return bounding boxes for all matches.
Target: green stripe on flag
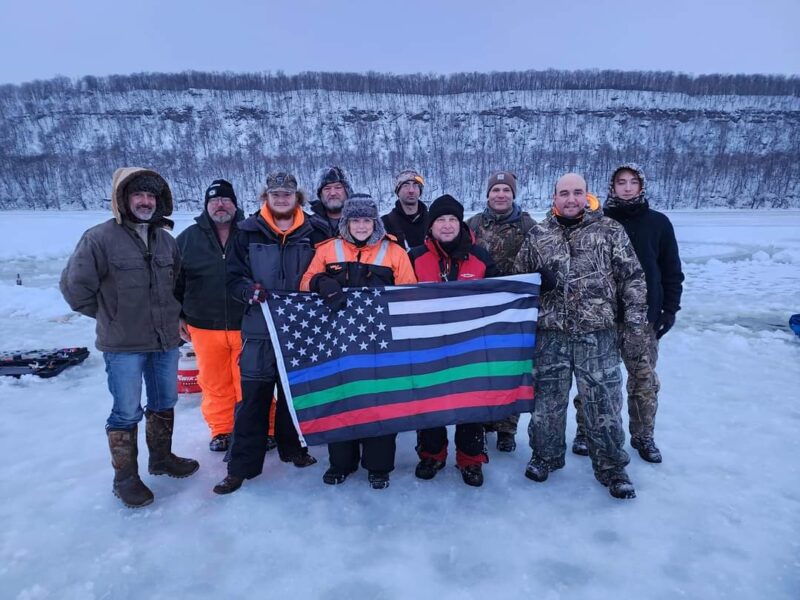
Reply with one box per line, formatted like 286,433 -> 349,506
292,360 -> 533,410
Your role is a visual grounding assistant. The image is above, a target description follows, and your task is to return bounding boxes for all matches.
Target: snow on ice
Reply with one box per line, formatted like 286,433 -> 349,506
0,210 -> 798,599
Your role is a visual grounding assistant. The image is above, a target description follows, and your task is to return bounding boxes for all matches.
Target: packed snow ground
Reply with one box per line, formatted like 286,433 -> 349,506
1,210 -> 798,600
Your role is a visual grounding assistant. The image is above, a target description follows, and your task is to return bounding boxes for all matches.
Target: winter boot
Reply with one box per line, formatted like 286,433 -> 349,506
496,432 -> 517,452
368,471 -> 390,489
524,454 -> 565,483
265,435 -> 277,452
571,431 -> 589,456
107,427 -> 154,508
631,437 -> 662,463
322,466 -> 357,485
459,464 -> 484,487
213,474 -> 244,495
279,447 -> 318,468
415,457 -> 445,480
209,433 -> 231,452
595,468 -> 637,499
145,409 -> 200,478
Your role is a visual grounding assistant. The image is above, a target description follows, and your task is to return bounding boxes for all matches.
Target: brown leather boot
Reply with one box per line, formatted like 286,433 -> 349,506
145,409 -> 199,478
107,427 -> 154,508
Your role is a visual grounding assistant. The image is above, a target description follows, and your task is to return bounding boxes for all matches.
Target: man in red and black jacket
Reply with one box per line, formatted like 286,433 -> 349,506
408,194 -> 499,487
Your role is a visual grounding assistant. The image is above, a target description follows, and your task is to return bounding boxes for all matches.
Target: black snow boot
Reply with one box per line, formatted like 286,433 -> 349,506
279,447 -> 318,468
571,431 -> 589,456
265,435 -> 277,452
459,464 -> 484,487
595,468 -> 637,499
107,427 -> 154,508
322,466 -> 357,485
213,474 -> 244,495
631,437 -> 662,463
145,409 -> 200,478
209,433 -> 230,452
496,432 -> 517,452
524,454 -> 565,483
415,457 -> 445,480
368,471 -> 390,489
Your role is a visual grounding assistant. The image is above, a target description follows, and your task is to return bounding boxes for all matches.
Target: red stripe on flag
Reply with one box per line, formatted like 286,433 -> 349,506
299,386 -> 534,434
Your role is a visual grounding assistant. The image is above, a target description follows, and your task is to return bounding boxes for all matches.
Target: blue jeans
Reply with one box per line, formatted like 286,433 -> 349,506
103,349 -> 180,430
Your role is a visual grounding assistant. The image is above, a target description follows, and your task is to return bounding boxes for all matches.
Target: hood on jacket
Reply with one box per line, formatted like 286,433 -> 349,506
607,163 -> 647,203
111,167 -> 174,227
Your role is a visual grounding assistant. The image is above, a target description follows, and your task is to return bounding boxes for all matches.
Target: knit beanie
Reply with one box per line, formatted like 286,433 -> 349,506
394,169 -> 425,195
486,171 -> 517,198
339,193 -> 386,244
315,166 -> 353,199
204,179 -> 237,208
427,194 -> 464,225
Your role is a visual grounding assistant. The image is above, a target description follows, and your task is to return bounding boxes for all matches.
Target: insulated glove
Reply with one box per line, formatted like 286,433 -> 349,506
655,311 -> 676,339
537,267 -> 557,293
315,275 -> 347,312
620,325 -> 650,362
244,283 -> 267,305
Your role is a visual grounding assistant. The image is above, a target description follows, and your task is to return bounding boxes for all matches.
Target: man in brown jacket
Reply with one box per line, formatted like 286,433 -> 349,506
60,168 -> 199,508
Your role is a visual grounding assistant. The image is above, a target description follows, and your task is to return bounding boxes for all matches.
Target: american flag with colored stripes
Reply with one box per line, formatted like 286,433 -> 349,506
262,274 -> 540,446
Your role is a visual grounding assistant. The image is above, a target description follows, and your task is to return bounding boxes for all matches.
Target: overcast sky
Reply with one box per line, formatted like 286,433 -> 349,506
1,0 -> 797,85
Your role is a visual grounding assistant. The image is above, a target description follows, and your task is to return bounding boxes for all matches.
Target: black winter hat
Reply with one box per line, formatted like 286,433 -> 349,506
125,174 -> 163,200
316,166 -> 353,199
427,194 -> 464,226
204,179 -> 237,208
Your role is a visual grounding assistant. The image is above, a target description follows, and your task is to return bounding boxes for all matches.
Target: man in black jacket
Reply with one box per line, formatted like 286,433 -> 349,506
572,163 -> 684,463
307,166 -> 353,244
175,179 -> 246,453
381,168 -> 428,249
213,172 -> 318,494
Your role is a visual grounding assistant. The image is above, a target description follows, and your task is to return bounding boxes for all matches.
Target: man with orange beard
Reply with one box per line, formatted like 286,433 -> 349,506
213,172 -> 318,495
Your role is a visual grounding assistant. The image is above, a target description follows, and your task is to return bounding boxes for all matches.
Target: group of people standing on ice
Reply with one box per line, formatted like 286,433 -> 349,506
59,161 -> 683,507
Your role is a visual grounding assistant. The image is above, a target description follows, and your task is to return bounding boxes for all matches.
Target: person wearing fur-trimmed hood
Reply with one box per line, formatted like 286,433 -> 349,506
300,194 -> 417,489
60,167 -> 199,509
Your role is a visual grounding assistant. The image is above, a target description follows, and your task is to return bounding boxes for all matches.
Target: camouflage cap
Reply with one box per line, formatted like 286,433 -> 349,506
265,172 -> 298,193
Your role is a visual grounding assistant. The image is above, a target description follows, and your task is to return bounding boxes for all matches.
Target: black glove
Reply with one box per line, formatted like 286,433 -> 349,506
537,267 -> 557,293
315,275 -> 347,312
244,283 -> 267,305
655,311 -> 676,339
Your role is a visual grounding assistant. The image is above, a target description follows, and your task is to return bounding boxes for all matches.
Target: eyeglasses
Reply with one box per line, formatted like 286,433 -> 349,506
208,197 -> 235,205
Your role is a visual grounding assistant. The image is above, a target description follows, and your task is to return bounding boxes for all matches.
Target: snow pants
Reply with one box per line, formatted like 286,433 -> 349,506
574,326 -> 660,440
328,434 -> 397,474
227,338 -> 304,480
529,329 -> 630,474
417,424 -> 488,468
187,325 -> 242,438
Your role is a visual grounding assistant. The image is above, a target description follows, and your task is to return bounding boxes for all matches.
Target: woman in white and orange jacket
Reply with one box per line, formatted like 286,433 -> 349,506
300,194 -> 417,489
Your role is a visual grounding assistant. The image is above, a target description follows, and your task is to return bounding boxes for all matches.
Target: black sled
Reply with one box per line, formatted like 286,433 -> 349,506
0,347 -> 90,378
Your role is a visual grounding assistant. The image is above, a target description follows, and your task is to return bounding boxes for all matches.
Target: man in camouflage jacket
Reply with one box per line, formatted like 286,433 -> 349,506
513,173 -> 649,500
467,171 -> 536,452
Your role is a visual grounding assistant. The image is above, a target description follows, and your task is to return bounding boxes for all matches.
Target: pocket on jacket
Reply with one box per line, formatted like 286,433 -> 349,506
111,258 -> 149,288
239,338 -> 277,381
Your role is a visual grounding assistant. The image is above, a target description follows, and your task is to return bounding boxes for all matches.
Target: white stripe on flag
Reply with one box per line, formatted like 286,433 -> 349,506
388,291 -> 532,316
391,307 -> 539,340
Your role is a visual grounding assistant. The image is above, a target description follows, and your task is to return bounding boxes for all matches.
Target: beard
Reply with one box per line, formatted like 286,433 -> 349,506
210,210 -> 234,224
269,205 -> 295,220
130,205 -> 156,221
